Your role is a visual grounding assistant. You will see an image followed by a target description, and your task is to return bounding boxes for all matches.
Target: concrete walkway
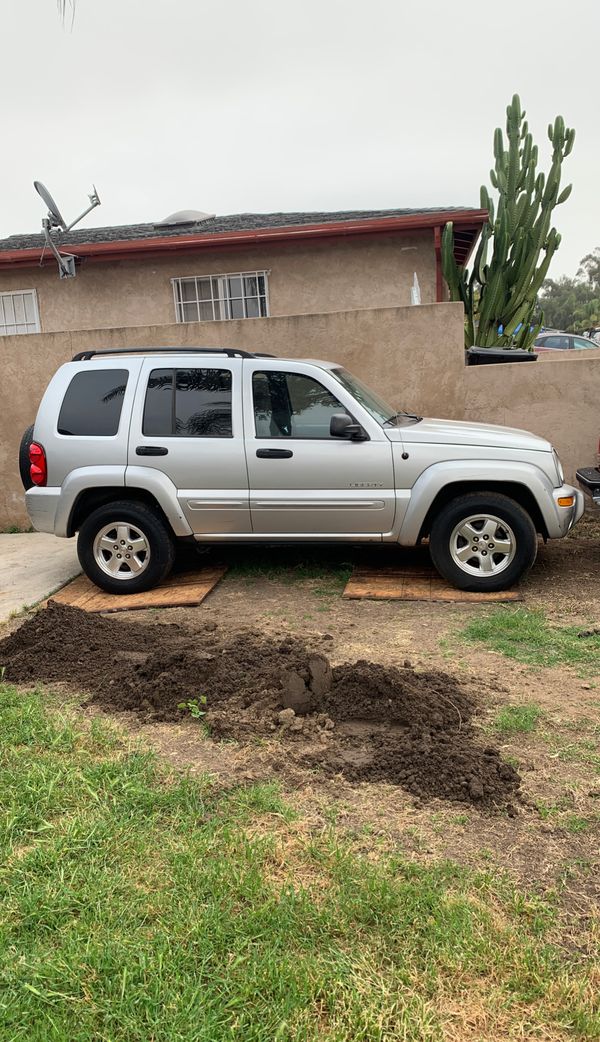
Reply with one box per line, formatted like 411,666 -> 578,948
0,534 -> 80,621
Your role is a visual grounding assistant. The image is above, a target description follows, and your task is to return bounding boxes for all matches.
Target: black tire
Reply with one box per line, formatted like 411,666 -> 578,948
429,492 -> 538,592
77,500 -> 175,594
19,425 -> 34,490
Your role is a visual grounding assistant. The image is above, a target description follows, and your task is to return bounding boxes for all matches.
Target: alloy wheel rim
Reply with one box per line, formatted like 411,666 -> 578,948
93,521 -> 151,580
449,513 -> 516,576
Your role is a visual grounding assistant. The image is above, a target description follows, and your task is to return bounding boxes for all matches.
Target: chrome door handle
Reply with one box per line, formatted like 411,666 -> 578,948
256,448 -> 293,459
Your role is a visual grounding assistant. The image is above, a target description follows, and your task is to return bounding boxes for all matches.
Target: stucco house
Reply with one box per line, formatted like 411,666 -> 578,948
0,206 -> 486,336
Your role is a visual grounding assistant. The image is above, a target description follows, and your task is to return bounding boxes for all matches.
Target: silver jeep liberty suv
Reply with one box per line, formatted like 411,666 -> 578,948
20,347 -> 583,594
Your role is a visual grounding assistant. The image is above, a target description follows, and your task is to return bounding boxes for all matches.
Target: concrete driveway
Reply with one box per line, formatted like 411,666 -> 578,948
0,534 -> 80,621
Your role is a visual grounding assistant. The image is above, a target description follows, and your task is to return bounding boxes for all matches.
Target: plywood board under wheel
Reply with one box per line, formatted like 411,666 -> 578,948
343,565 -> 521,602
47,567 -> 227,613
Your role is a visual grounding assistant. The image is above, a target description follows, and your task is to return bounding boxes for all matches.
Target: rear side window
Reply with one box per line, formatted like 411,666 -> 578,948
57,369 -> 128,436
538,335 -> 569,349
143,368 -> 233,438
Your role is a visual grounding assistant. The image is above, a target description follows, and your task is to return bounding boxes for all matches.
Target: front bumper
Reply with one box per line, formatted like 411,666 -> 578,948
549,484 -> 585,537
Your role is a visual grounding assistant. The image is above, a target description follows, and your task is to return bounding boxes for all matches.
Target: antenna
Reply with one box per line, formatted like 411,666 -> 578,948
33,180 -> 101,279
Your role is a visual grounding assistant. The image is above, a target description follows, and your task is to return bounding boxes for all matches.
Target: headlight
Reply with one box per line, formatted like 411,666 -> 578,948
552,448 -> 564,486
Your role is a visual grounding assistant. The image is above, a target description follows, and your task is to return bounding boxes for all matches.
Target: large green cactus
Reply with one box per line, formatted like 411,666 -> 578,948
442,95 -> 574,350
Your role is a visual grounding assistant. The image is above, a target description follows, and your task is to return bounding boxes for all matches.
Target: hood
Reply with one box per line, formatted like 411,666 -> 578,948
386,417 -> 552,453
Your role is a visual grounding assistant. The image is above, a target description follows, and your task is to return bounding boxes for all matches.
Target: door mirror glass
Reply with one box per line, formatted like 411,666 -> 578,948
329,413 -> 367,440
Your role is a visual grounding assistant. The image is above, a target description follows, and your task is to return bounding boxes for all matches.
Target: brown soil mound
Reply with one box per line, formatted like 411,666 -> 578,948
0,603 -> 520,806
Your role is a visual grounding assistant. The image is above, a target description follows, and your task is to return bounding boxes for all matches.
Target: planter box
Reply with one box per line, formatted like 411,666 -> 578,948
466,347 -> 538,366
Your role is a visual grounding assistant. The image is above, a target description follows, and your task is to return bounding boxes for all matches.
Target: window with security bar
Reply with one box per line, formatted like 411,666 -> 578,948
0,290 -> 40,336
172,271 -> 269,323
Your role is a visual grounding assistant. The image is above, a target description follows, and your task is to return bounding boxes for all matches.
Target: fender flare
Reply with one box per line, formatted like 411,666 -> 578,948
56,466 -> 126,538
397,459 -> 559,545
125,466 -> 193,536
58,466 -> 193,538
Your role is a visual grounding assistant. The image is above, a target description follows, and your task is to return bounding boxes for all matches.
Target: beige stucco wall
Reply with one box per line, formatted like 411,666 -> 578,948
0,230 -> 435,333
1,301 -> 598,528
464,349 -> 600,486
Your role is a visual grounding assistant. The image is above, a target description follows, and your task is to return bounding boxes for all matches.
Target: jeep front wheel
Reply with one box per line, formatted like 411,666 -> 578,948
429,492 -> 537,592
77,501 -> 175,594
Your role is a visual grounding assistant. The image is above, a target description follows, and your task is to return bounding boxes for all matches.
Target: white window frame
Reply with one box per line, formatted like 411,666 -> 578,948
0,289 -> 41,336
171,270 -> 270,324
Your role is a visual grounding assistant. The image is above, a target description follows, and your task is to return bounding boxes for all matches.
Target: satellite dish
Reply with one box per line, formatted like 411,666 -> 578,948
34,181 -> 67,230
33,179 -> 102,279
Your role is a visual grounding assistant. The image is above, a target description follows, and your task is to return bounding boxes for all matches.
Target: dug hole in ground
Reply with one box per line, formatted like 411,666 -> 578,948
1,600 -> 520,807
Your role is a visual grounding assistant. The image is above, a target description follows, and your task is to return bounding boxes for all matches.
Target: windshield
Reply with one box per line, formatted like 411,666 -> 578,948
329,367 -> 396,424
329,367 -> 421,426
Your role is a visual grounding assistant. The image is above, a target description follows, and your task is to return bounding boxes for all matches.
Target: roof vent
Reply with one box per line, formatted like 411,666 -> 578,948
157,209 -> 215,227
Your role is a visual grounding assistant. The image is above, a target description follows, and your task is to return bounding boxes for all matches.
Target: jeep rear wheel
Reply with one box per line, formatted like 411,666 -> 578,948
77,501 -> 175,594
429,492 -> 537,592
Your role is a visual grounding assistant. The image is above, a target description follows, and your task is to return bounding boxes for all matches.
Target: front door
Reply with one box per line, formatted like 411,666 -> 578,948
129,356 -> 251,534
243,360 -> 396,537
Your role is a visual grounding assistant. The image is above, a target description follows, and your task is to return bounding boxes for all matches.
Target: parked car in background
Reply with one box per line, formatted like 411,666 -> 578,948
534,332 -> 600,352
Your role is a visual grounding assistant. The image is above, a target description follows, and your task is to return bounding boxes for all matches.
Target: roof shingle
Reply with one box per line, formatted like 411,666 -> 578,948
0,207 -> 473,253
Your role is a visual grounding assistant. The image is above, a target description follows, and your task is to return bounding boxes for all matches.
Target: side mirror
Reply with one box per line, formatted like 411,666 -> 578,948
330,413 -> 367,440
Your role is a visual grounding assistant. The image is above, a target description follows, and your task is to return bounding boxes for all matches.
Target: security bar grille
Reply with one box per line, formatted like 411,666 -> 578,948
172,271 -> 269,323
0,290 -> 40,336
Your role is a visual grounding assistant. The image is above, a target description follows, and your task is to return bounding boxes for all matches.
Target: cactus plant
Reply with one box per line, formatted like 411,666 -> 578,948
442,95 -> 575,350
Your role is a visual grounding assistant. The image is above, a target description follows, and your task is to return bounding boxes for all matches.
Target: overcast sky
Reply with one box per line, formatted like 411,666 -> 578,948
1,0 -> 598,277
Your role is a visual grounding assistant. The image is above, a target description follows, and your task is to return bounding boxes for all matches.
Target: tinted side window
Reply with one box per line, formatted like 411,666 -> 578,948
542,335 -> 569,349
573,337 -> 596,349
143,368 -> 233,438
143,370 -> 173,436
57,369 -> 128,436
252,371 -> 348,438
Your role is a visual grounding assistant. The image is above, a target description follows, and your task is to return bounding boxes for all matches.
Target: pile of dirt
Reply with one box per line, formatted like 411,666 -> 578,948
0,602 -> 521,806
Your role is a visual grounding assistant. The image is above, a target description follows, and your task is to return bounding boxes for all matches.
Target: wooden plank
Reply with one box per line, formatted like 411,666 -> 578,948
343,565 -> 521,603
48,567 -> 227,613
430,582 -> 521,603
403,577 -> 433,599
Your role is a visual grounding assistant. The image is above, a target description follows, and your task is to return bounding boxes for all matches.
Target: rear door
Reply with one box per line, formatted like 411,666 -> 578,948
242,360 -> 396,537
128,355 -> 250,534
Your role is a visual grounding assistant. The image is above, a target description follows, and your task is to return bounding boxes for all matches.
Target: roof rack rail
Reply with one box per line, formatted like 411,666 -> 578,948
71,347 -> 274,362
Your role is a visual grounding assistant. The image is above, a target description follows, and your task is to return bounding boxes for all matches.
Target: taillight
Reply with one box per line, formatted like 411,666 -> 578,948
29,442 -> 47,487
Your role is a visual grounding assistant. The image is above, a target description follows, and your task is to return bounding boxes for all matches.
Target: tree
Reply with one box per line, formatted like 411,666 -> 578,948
578,247 -> 600,291
442,95 -> 575,350
538,248 -> 600,332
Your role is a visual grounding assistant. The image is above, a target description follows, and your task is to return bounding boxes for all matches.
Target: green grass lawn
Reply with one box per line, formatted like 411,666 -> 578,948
0,683 -> 598,1041
460,607 -> 600,675
492,703 -> 544,734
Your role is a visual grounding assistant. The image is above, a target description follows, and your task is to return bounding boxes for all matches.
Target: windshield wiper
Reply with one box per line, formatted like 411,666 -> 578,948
385,411 -> 422,424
